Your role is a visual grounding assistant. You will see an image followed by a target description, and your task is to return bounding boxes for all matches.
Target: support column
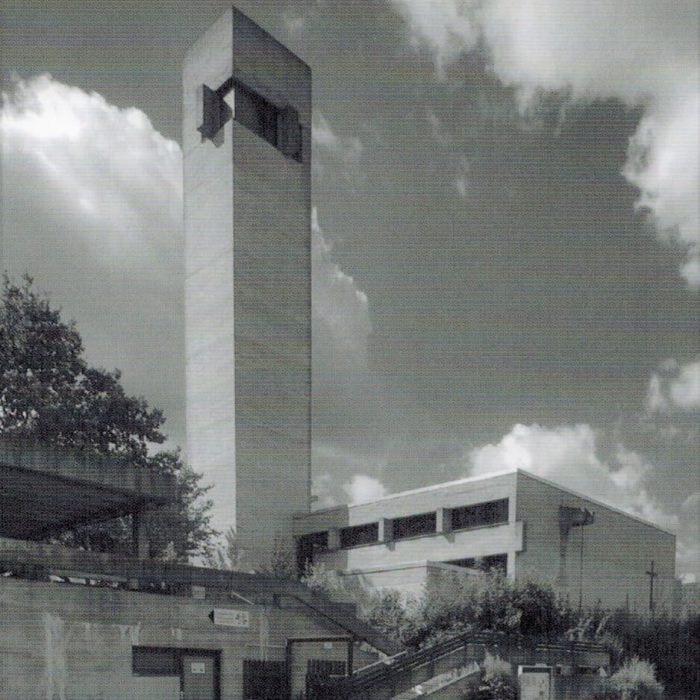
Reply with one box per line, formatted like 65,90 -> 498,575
328,527 -> 341,550
436,508 -> 452,534
378,518 -> 393,543
132,505 -> 150,559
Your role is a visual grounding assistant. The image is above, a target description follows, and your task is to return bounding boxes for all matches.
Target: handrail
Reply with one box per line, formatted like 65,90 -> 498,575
273,592 -> 402,655
336,630 -> 608,694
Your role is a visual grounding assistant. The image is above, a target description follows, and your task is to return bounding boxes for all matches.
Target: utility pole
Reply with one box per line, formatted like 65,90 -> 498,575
646,560 -> 657,616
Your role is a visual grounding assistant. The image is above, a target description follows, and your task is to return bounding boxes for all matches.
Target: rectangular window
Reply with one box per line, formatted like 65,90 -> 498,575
445,553 -> 507,572
297,531 -> 330,574
232,81 -> 302,161
450,498 -> 508,531
340,522 -> 379,548
234,81 -> 279,147
392,512 -> 437,540
132,647 -> 178,676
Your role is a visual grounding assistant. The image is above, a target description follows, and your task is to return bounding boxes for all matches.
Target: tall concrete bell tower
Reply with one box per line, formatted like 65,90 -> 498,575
183,7 -> 311,568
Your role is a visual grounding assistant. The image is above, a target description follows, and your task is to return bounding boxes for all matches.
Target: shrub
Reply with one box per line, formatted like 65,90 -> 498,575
473,652 -> 516,700
607,657 -> 663,699
301,561 -> 348,597
362,588 -> 418,644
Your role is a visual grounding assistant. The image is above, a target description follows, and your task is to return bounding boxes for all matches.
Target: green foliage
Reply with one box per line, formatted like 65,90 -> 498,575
0,274 -> 216,559
203,527 -> 245,571
602,612 -> 700,699
301,561 -> 348,597
362,588 -> 418,645
473,652 -> 516,700
590,657 -> 663,700
257,534 -> 298,579
400,570 -> 573,648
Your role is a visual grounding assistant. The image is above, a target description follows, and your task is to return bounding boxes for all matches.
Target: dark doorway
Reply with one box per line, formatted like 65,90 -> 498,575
243,659 -> 287,699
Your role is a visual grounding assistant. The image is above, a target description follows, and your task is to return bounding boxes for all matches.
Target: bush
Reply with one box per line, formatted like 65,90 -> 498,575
473,652 -> 516,700
362,588 -> 418,644
607,657 -> 663,699
401,570 -> 572,647
301,561 -> 348,597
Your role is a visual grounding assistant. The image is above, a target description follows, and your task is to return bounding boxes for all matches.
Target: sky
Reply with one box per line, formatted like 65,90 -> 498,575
0,1 -> 698,579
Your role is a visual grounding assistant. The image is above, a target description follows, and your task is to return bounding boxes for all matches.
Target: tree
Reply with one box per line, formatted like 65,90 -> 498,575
203,527 -> 245,571
0,274 -> 216,559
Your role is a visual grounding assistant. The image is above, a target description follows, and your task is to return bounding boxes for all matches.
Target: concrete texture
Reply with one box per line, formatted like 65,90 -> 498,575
0,438 -> 175,540
184,7 -> 311,569
0,576 -> 357,699
294,470 -> 677,613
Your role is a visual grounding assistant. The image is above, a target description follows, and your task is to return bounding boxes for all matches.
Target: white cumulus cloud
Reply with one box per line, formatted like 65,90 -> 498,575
646,358 -> 700,414
312,207 -> 372,373
342,474 -> 388,504
390,0 -> 700,288
469,423 -> 677,531
0,74 -> 184,444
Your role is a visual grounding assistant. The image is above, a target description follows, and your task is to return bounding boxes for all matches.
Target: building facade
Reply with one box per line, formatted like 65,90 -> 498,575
0,440 -> 393,699
184,7 -> 312,569
294,470 -> 678,614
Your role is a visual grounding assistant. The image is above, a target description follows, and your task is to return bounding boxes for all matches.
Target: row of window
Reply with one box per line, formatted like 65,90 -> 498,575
300,498 -> 509,553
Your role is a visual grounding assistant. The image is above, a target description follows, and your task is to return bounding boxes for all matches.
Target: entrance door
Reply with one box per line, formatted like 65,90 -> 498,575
181,652 -> 218,700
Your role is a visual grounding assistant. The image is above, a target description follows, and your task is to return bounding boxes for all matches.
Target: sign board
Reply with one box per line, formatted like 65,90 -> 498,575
210,608 -> 250,628
190,662 -> 206,674
519,666 -> 552,700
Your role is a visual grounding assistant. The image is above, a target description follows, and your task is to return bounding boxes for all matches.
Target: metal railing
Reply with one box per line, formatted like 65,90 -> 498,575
316,630 -> 608,699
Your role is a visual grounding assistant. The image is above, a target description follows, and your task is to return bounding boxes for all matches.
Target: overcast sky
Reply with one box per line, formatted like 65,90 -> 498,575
1,0 -> 698,579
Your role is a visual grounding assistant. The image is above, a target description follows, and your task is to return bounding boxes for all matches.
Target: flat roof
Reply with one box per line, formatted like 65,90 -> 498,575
0,439 -> 177,540
299,468 -> 674,536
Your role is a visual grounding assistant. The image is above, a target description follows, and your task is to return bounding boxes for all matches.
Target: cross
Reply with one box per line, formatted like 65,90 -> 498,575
646,560 -> 658,614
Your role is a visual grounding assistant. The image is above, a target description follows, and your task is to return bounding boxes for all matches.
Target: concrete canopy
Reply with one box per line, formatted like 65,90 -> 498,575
0,439 -> 176,540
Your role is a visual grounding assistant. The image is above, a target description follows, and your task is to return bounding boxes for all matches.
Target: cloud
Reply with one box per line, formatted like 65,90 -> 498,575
389,0 -> 699,288
312,112 -> 364,181
469,423 -> 677,531
312,472 -> 388,508
312,207 -> 372,375
677,492 -> 700,583
0,75 -> 184,445
454,156 -> 470,198
646,358 -> 700,414
342,474 -> 388,504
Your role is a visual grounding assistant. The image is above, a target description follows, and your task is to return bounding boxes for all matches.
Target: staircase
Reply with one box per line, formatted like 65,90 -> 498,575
310,631 -> 609,699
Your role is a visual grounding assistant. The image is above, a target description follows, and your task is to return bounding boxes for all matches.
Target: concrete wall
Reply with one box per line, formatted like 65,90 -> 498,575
515,471 -> 677,613
339,560 -> 481,599
295,470 -> 678,614
0,577 -> 355,699
184,7 -> 311,568
297,471 -> 517,531
296,472 -> 523,579
184,8 -> 237,537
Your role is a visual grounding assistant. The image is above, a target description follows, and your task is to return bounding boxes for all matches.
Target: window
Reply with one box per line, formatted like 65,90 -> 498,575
450,498 -> 508,531
297,531 -> 329,574
340,522 -> 379,548
392,512 -> 436,540
132,647 -> 178,676
233,81 -> 302,161
445,553 -> 507,572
